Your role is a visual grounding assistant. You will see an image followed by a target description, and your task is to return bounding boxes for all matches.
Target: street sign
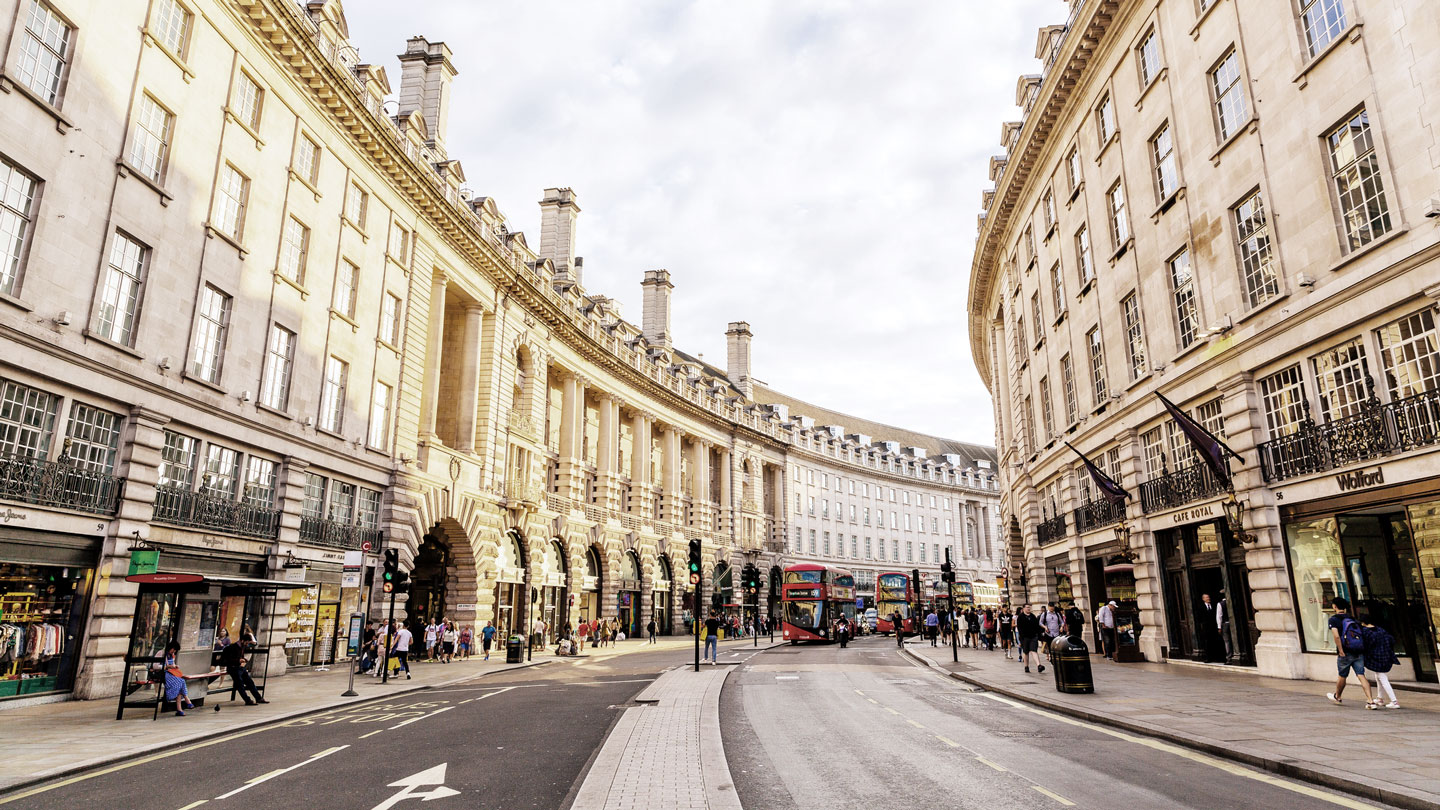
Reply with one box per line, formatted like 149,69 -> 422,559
856,597 -> 864,609
124,573 -> 202,585
372,763 -> 461,809
347,613 -> 364,657
127,550 -> 159,576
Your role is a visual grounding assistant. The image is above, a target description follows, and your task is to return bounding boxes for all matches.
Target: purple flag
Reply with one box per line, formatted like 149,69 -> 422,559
1063,442 -> 1129,505
1156,392 -> 1242,487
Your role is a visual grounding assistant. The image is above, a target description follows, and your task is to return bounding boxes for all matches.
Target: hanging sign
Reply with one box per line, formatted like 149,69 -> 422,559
127,550 -> 160,576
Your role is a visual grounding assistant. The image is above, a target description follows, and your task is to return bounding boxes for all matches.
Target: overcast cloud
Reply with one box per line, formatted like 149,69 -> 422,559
342,0 -> 1058,446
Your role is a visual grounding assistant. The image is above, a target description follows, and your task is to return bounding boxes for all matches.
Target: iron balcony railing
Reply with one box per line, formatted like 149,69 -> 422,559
0,452 -> 124,515
1073,495 -> 1124,533
299,515 -> 383,551
1258,386 -> 1440,483
1037,513 -> 1068,545
1139,462 -> 1228,514
153,485 -> 279,539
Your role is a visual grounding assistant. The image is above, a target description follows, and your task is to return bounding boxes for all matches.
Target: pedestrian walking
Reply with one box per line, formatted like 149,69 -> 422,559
837,616 -> 852,648
441,622 -> 458,663
966,609 -> 981,648
373,621 -> 391,677
982,609 -> 996,650
1041,604 -> 1063,653
359,621 -> 377,673
704,611 -> 720,664
1017,604 -> 1045,674
458,625 -> 472,660
924,609 -> 939,646
1360,617 -> 1401,709
1325,596 -> 1375,707
219,636 -> 267,705
999,609 -> 1014,659
1064,601 -> 1086,640
1097,600 -> 1118,660
481,621 -> 496,661
647,618 -> 658,644
393,622 -> 413,679
424,619 -> 440,662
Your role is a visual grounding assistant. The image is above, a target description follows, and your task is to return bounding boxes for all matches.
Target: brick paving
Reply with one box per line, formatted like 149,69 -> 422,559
905,641 -> 1440,810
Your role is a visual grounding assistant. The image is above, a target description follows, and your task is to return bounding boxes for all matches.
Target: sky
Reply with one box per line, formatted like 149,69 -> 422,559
341,0 -> 1059,446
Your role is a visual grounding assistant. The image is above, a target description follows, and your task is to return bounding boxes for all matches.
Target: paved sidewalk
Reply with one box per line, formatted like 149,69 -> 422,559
904,641 -> 1440,810
0,633 -> 750,796
571,665 -> 741,810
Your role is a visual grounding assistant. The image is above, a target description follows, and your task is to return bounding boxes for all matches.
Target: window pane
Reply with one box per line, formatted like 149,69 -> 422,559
1312,338 -> 1371,420
1376,309 -> 1440,400
1212,50 -> 1247,139
279,217 -> 309,284
0,380 -> 58,458
190,284 -> 230,383
261,325 -> 295,409
1328,110 -> 1391,250
96,232 -> 146,345
1169,249 -> 1198,348
319,356 -> 348,432
1152,124 -> 1178,199
1301,0 -> 1348,57
159,430 -> 197,489
0,159 -> 39,296
201,443 -> 240,497
1122,292 -> 1146,379
128,94 -> 173,182
1235,191 -> 1278,308
64,402 -> 120,474
152,0 -> 190,56
243,457 -> 276,507
16,0 -> 71,104
1260,365 -> 1307,437
214,165 -> 248,239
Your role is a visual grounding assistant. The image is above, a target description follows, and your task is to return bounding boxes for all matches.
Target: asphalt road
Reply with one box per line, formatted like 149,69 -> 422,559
722,636 -> 1396,810
0,640 -> 738,810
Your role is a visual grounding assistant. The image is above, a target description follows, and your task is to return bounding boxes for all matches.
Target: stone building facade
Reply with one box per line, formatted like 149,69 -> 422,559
969,0 -> 1440,683
0,0 -> 998,702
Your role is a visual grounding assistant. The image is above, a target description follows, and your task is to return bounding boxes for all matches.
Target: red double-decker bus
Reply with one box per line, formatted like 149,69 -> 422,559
781,563 -> 856,643
874,571 -> 914,635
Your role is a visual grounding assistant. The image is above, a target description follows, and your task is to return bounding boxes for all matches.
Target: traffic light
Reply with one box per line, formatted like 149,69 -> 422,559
941,557 -> 955,584
382,548 -> 410,594
742,564 -> 759,596
687,538 -> 702,586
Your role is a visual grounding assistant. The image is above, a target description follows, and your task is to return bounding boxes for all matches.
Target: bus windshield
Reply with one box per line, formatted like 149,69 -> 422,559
878,601 -> 912,620
785,600 -> 822,629
877,574 -> 908,602
784,570 -> 822,584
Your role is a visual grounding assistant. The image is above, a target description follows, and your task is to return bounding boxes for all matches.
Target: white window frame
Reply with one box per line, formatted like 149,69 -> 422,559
190,283 -> 231,384
318,356 -> 348,433
213,164 -> 249,241
368,380 -> 392,448
260,324 -> 295,410
128,93 -> 174,183
95,231 -> 147,346
15,0 -> 73,106
0,158 -> 39,297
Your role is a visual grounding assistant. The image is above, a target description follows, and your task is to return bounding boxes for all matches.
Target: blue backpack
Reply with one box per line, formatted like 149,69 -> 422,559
1339,618 -> 1365,654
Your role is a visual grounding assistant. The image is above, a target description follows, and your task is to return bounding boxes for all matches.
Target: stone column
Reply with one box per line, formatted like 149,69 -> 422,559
628,412 -> 653,517
456,302 -> 484,453
660,426 -> 682,523
556,373 -> 587,499
717,448 -> 733,539
73,406 -> 169,700
688,439 -> 710,531
420,271 -> 447,438
596,394 -> 622,510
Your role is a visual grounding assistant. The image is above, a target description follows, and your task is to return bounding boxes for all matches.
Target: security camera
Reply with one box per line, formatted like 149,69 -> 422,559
1297,273 -> 1316,289
1424,198 -> 1440,219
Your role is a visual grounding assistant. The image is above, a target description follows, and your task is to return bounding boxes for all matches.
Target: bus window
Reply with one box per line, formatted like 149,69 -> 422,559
785,600 -> 820,628
784,570 -> 822,584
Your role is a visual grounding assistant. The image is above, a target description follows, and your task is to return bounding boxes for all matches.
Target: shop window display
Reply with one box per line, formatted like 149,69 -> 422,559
1285,517 -> 1346,652
0,563 -> 91,698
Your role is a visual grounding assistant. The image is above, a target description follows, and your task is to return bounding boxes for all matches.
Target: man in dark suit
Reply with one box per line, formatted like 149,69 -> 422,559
1198,593 -> 1227,663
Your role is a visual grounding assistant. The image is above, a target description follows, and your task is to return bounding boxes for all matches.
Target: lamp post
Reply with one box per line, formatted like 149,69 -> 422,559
1224,494 -> 1255,544
1113,522 -> 1137,562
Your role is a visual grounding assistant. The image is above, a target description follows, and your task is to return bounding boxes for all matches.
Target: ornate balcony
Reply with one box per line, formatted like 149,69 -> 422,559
299,514 -> 382,551
1258,386 -> 1440,483
504,480 -> 545,506
1036,513 -> 1067,545
1073,495 -> 1123,533
1139,462 -> 1228,514
154,486 -> 279,539
0,452 -> 124,515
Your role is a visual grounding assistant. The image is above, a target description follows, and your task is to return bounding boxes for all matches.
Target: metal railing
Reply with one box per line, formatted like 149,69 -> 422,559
1258,387 -> 1440,483
1037,513 -> 1068,545
0,452 -> 124,515
153,485 -> 278,539
1139,462 -> 1228,514
299,514 -> 382,551
1073,496 -> 1124,533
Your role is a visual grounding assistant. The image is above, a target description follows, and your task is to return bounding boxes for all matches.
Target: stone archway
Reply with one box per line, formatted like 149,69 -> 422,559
652,554 -> 673,635
403,517 -> 480,629
578,545 -> 603,626
618,550 -> 643,638
534,537 -> 568,643
493,529 -> 527,638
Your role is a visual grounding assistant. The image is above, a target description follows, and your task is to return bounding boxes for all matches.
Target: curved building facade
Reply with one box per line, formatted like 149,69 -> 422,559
969,0 -> 1440,682
0,0 -> 997,700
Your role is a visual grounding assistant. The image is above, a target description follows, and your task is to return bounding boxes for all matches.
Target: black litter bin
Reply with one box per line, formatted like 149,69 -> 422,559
1050,634 -> 1094,694
505,634 -> 524,664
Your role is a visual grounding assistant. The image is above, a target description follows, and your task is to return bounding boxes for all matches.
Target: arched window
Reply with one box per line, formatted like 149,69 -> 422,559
622,550 -> 641,582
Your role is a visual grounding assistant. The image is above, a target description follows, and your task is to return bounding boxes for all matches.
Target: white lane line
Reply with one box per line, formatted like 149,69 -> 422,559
213,745 -> 349,800
1032,785 -> 1076,806
358,729 -> 386,739
178,802 -> 208,810
389,705 -> 455,730
775,676 -> 800,680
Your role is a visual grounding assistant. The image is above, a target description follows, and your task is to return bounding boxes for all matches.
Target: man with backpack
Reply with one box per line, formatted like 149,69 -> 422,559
1326,596 -> 1375,707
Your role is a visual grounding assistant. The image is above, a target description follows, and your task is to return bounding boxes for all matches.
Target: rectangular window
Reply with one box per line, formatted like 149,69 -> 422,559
1107,181 -> 1129,249
335,260 -> 358,318
1312,338 -> 1370,420
242,456 -> 276,507
388,223 -> 410,263
1211,49 -> 1247,140
808,530 -> 816,554
0,159 -> 39,297
213,164 -> 249,240
1122,291 -> 1147,380
1014,312 -> 1026,362
1024,226 -> 1036,266
1050,263 -> 1065,316
1030,293 -> 1043,346
95,231 -> 147,346
151,0 -> 191,57
865,537 -> 873,558
1023,395 -> 1036,453
1042,189 -> 1055,232
278,217 -> 310,285
16,0 -> 72,105
863,507 -> 870,525
1376,309 -> 1440,399
233,71 -> 264,130
380,292 -> 402,345
0,380 -> 57,458
1141,426 -> 1166,476
1138,28 -> 1160,86
345,182 -> 369,229
158,430 -> 198,489
1075,224 -> 1094,286
201,443 -> 240,497
190,284 -> 231,383
1152,123 -> 1178,200
368,381 -> 392,448
1061,354 -> 1078,425
358,488 -> 382,529
1169,248 -> 1199,349
328,480 -> 356,524
1300,0 -> 1347,57
905,541 -> 913,563
260,324 -> 295,410
319,356 -> 348,433
1327,110 -> 1392,251
1066,147 -> 1082,193
302,473 -> 326,519
128,94 -> 173,183
1260,365 -> 1308,437
294,135 -> 320,185
919,542 -> 926,562
1235,191 -> 1278,308
63,402 -> 120,474
1096,95 -> 1116,145
808,495 -> 815,515
1039,376 -> 1054,441
823,532 -> 831,556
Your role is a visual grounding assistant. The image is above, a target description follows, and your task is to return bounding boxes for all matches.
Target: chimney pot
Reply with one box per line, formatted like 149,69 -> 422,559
726,321 -> 753,399
641,270 -> 674,350
539,188 -> 581,283
396,36 -> 457,157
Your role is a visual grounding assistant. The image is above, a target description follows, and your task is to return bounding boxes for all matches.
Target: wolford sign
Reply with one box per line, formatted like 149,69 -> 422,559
1336,466 -> 1384,492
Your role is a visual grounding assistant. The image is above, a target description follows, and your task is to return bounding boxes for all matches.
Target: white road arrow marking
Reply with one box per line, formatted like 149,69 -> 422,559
370,763 -> 461,810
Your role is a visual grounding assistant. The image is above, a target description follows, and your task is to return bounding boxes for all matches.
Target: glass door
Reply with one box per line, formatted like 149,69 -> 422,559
1339,513 -> 1438,682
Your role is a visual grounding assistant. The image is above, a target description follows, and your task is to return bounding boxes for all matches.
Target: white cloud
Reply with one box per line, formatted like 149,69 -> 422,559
341,0 -> 1059,445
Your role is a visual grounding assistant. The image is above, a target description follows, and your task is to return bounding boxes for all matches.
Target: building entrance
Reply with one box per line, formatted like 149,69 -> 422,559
407,533 -> 450,628
1156,519 -> 1256,666
1337,512 -> 1436,682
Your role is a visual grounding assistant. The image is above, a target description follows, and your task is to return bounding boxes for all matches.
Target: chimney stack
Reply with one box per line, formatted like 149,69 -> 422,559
726,321 -> 753,399
539,188 -> 581,284
641,270 -> 673,350
397,37 -> 457,158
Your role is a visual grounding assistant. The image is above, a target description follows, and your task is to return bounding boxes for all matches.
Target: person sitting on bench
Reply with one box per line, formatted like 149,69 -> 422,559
161,642 -> 196,716
219,637 -> 267,705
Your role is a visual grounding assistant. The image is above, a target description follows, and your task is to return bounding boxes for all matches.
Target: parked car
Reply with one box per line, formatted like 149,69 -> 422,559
864,608 -> 878,632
